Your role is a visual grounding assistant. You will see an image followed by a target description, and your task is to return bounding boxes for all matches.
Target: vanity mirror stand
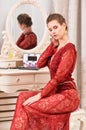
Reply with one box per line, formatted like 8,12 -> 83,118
0,0 -> 50,68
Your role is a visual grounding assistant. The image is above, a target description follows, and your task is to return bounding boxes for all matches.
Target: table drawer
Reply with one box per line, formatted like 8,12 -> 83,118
0,74 -> 34,85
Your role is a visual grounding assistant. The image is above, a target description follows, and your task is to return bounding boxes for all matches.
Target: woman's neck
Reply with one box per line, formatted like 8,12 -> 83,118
23,27 -> 32,34
58,34 -> 69,48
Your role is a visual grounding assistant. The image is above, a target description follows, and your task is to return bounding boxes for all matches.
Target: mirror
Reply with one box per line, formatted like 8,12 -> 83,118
10,4 -> 45,50
1,0 -> 49,59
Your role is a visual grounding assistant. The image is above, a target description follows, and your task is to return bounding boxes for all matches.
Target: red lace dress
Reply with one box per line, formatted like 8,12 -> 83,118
10,43 -> 80,130
16,32 -> 37,50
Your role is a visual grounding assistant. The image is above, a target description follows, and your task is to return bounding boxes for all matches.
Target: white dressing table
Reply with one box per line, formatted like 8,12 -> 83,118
0,67 -> 50,126
0,67 -> 50,93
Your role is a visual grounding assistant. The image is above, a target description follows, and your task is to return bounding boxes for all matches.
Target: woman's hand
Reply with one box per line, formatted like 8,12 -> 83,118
23,93 -> 41,106
51,38 -> 59,48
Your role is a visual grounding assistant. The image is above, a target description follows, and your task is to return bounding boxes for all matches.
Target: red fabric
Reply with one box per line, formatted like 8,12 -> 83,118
16,32 -> 37,50
10,43 -> 80,130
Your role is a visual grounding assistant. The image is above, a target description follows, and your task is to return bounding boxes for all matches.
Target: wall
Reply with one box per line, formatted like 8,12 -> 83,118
81,0 -> 86,110
0,0 -> 17,50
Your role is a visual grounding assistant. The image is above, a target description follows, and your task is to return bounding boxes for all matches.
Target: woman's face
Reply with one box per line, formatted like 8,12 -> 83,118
18,23 -> 26,31
47,20 -> 66,40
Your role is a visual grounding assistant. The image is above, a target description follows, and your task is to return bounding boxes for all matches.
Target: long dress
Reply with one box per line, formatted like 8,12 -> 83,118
10,43 -> 80,130
16,32 -> 37,50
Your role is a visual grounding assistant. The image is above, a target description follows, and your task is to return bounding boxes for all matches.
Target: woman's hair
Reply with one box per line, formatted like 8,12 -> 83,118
17,13 -> 33,27
46,13 -> 67,30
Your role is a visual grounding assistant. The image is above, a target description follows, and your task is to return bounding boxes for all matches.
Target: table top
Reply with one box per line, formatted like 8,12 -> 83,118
0,67 -> 49,75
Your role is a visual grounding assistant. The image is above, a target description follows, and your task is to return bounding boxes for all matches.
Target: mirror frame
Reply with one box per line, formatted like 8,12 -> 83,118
1,0 -> 49,58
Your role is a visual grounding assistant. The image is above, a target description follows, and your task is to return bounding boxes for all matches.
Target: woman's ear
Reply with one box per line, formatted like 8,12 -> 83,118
62,23 -> 67,30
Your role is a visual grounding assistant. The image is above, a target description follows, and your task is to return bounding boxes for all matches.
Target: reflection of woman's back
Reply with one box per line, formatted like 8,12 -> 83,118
16,13 -> 37,50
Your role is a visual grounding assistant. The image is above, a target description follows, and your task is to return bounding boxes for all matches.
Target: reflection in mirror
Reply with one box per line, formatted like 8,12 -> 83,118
9,4 -> 45,50
16,13 -> 37,50
1,0 -> 48,59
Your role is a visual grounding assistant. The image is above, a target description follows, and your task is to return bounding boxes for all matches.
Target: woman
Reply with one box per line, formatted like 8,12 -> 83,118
10,13 -> 80,130
16,13 -> 37,50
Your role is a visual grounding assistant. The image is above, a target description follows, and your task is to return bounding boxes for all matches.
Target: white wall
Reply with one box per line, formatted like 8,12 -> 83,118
0,0 -> 17,50
81,0 -> 86,110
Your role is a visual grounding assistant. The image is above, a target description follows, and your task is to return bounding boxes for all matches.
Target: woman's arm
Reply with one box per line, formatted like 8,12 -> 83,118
16,33 -> 37,49
23,93 -> 41,106
16,33 -> 25,46
37,43 -> 54,68
41,47 -> 77,97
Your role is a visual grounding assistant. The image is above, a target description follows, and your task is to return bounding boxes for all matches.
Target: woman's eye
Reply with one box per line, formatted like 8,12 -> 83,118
53,26 -> 58,29
49,29 -> 52,32
48,25 -> 58,32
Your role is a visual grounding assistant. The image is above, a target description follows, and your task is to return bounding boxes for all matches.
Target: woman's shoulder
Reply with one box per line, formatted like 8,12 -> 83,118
28,32 -> 37,36
26,32 -> 37,41
65,42 -> 75,47
64,42 -> 76,51
60,43 -> 77,56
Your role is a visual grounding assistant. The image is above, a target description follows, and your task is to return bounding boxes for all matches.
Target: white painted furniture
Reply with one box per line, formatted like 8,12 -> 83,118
0,67 -> 50,130
0,67 -> 50,93
0,67 -> 50,122
70,108 -> 86,130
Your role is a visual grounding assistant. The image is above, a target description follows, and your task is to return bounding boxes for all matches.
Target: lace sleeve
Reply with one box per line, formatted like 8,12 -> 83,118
16,33 -> 37,49
37,43 -> 54,68
16,33 -> 25,46
41,47 -> 77,97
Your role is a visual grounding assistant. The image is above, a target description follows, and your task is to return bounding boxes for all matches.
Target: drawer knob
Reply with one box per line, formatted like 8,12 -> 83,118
17,78 -> 20,83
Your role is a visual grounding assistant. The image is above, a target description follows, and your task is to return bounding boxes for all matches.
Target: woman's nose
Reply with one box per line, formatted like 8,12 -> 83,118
52,30 -> 55,35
